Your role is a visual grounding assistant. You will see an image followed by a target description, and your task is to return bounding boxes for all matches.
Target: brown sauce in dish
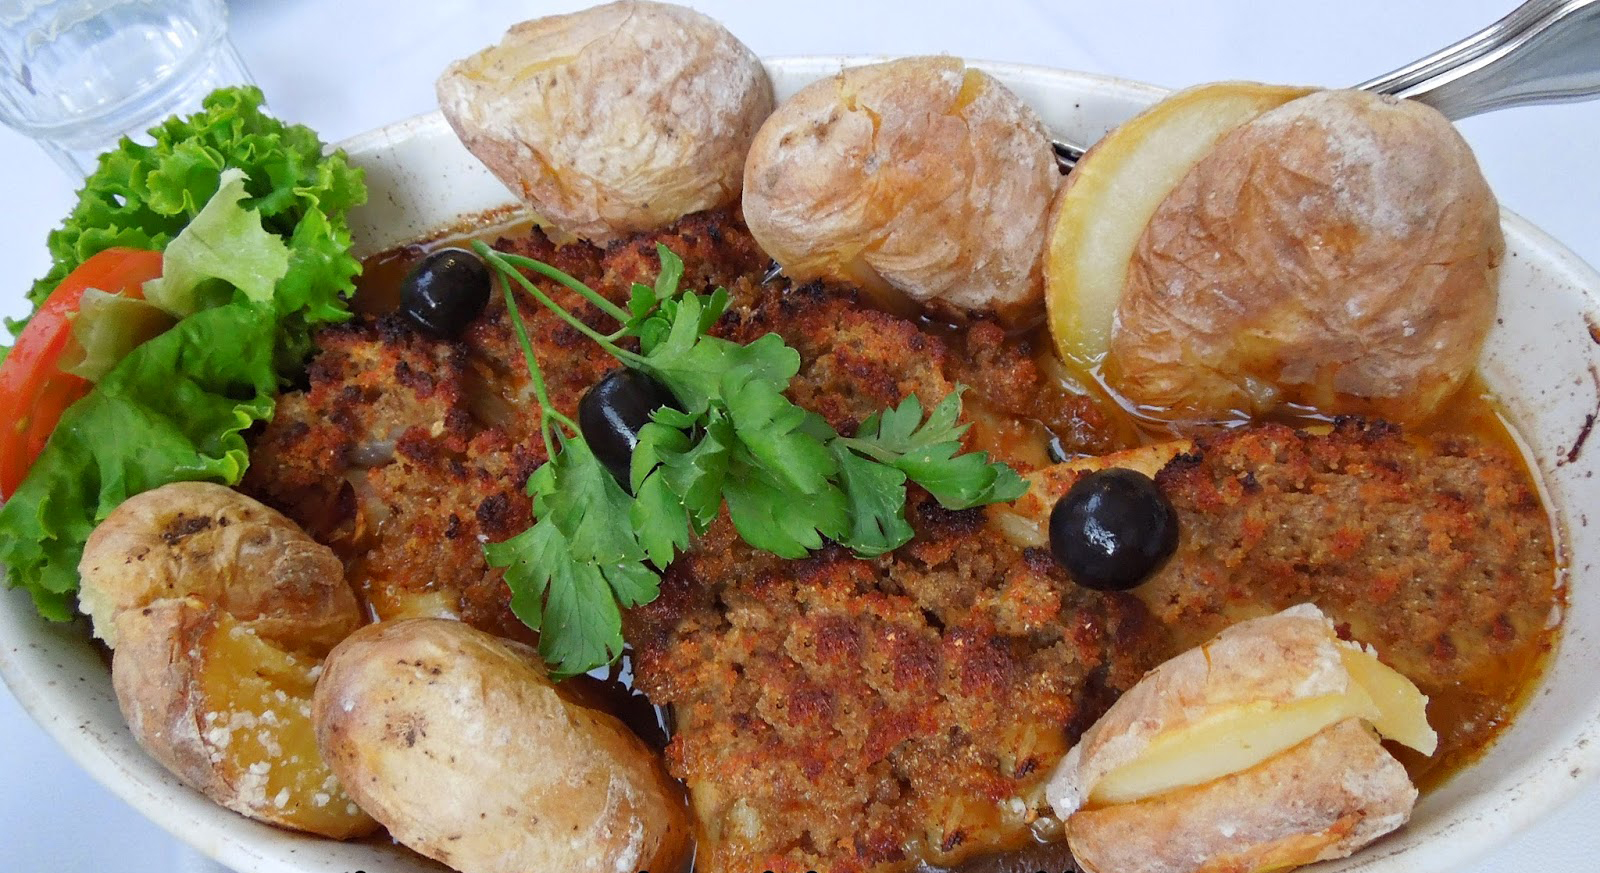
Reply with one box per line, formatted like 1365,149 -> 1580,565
1043,352 -> 1563,795
251,212 -> 1561,873
1373,389 -> 1563,792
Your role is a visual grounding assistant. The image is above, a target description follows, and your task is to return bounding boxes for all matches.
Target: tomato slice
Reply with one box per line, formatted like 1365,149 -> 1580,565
0,247 -> 164,498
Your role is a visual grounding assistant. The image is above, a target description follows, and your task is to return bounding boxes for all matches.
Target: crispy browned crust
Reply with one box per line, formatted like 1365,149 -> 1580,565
1066,719 -> 1415,873
995,418 -> 1557,789
625,497 -> 1165,873
244,211 -> 1130,873
242,211 -> 1099,645
242,211 -> 1554,873
1144,420 -> 1554,699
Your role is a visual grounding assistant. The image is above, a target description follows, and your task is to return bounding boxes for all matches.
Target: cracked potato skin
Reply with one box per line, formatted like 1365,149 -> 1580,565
1066,719 -> 1414,873
77,482 -> 374,838
437,0 -> 773,242
743,57 -> 1059,316
78,481 -> 359,650
313,618 -> 692,873
1109,90 -> 1502,423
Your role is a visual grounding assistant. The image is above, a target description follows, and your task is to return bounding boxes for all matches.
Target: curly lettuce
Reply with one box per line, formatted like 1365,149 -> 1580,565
1,86 -> 367,619
2,305 -> 278,619
23,86 -> 364,320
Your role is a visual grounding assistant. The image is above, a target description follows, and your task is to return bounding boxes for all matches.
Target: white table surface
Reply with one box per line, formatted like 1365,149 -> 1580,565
2,1 -> 1596,871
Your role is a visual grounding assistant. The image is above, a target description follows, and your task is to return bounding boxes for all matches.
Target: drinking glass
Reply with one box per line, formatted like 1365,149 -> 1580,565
0,0 -> 252,177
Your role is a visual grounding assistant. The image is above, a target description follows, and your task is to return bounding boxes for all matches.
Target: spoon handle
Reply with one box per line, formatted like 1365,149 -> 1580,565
1357,0 -> 1600,119
1050,0 -> 1600,172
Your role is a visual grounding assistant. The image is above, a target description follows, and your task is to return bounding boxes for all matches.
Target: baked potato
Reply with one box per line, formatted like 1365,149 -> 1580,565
437,0 -> 773,242
1046,604 -> 1435,873
78,481 -> 358,650
743,56 -> 1059,318
1107,89 -> 1502,423
313,618 -> 692,873
77,482 -> 374,838
1043,82 -> 1313,366
1065,719 -> 1415,873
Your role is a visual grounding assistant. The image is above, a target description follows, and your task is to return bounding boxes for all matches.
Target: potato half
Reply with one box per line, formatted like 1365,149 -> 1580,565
743,56 -> 1059,317
78,482 -> 374,838
79,481 -> 358,651
313,619 -> 692,873
1044,82 -> 1312,366
1066,719 -> 1415,873
114,599 -> 374,837
1046,603 -> 1434,873
1109,89 -> 1501,423
437,0 -> 773,242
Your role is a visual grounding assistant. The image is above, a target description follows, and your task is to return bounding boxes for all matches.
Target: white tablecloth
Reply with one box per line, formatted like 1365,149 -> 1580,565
2,1 -> 1596,871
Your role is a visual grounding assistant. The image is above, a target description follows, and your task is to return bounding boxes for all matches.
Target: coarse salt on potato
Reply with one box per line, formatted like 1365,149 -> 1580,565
113,599 -> 374,838
437,0 -> 773,242
743,56 -> 1060,317
1108,89 -> 1502,424
78,482 -> 375,838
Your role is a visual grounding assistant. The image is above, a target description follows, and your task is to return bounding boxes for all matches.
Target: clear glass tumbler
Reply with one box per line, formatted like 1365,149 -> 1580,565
0,0 -> 252,177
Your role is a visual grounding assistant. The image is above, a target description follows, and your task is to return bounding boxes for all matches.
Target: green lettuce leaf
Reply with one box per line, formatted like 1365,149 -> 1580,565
63,291 -> 176,382
143,167 -> 290,314
1,85 -> 367,621
23,86 -> 364,318
0,303 -> 278,619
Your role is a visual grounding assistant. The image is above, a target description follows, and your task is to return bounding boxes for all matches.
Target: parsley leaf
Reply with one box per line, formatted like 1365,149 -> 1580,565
474,242 -> 1029,678
624,243 -> 683,349
830,442 -> 914,557
633,410 -> 732,532
484,436 -> 656,678
722,366 -> 836,496
841,389 -> 1028,508
488,521 -> 618,677
634,294 -> 738,414
723,445 -> 848,558
631,470 -> 693,570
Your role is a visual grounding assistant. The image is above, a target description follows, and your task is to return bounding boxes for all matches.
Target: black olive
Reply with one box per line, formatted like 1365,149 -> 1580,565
399,247 -> 491,338
579,368 -> 680,486
1048,468 -> 1179,591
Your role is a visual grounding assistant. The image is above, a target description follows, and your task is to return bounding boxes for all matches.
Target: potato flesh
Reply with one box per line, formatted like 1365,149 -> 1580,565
1339,645 -> 1437,756
199,613 -> 371,838
1044,83 -> 1311,367
1090,692 -> 1376,807
1088,643 -> 1432,807
1067,719 -> 1417,873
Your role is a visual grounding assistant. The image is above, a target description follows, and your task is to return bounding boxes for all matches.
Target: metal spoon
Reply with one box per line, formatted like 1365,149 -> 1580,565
1051,0 -> 1600,172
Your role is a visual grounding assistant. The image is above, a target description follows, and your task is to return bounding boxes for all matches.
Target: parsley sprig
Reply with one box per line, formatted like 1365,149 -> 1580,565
475,241 -> 1026,677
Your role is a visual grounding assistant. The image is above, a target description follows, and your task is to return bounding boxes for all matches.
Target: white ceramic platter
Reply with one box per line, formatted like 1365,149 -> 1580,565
3,58 -> 1598,873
